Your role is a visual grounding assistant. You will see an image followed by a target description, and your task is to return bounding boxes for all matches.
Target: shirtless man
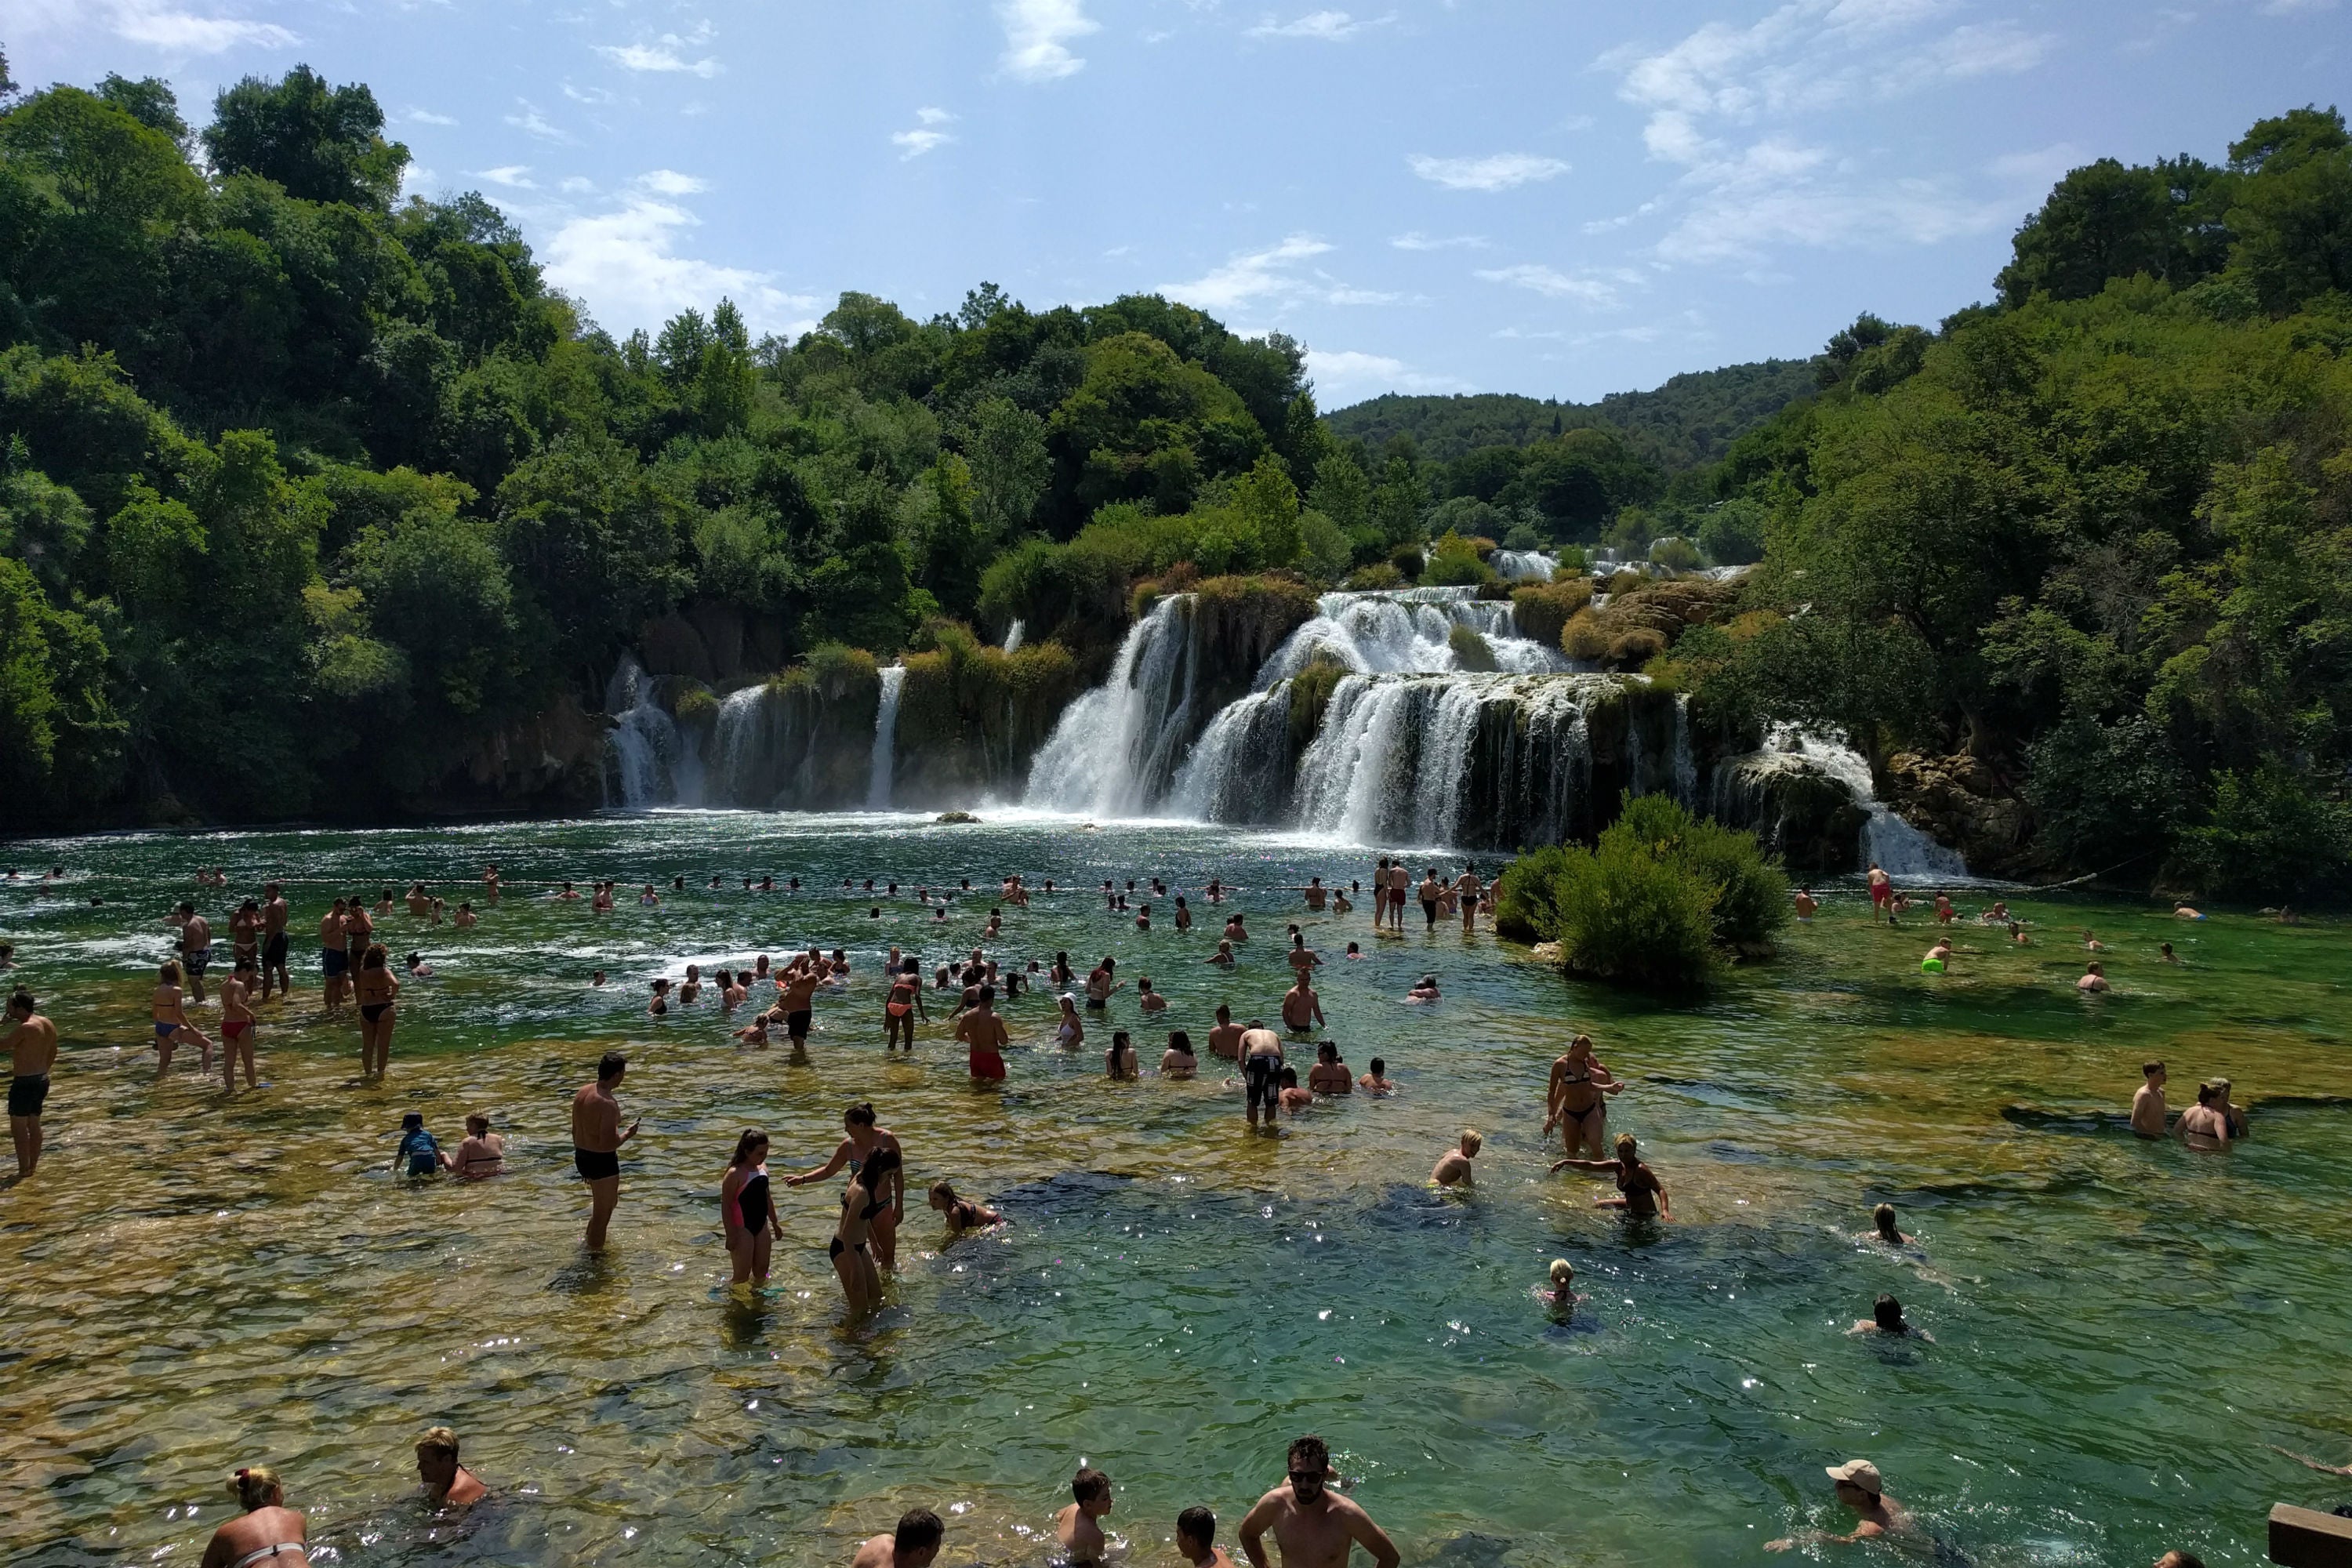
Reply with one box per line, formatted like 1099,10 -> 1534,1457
1866,863 -> 1892,924
1358,1056 -> 1394,1094
1793,887 -> 1817,920
319,898 -> 351,1008
777,960 -> 822,1051
1240,1020 -> 1285,1129
415,1426 -> 488,1507
1207,1004 -> 1243,1063
955,984 -> 1010,1082
1286,932 -> 1319,975
1766,1461 -> 1913,1553
2131,1062 -> 2170,1138
1055,1467 -> 1114,1566
220,956 -> 260,1091
572,1051 -> 639,1249
1239,1436 -> 1399,1568
5,988 -> 59,1178
176,901 -> 213,1002
1301,877 -> 1327,912
1280,977 -> 1325,1034
259,882 -> 291,1000
850,1509 -> 944,1568
1386,861 -> 1410,932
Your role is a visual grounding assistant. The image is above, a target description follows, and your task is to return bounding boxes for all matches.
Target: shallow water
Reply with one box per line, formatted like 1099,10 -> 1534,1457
2,813 -> 2348,1568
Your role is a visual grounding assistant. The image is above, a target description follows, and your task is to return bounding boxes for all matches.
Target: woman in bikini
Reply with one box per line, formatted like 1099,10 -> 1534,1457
1554,1131 -> 1671,1219
884,959 -> 927,1051
152,960 -> 214,1077
1105,1029 -> 1139,1079
830,1145 -> 897,1316
1543,1034 -> 1624,1159
200,1465 -> 307,1568
786,1105 -> 906,1269
721,1128 -> 782,1288
453,1114 -> 505,1178
928,1179 -> 1004,1233
1055,993 -> 1086,1051
354,944 -> 400,1076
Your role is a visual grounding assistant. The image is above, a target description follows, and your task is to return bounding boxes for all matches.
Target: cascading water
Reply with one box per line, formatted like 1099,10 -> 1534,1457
1490,550 -> 1557,582
1766,725 -> 1966,877
866,665 -> 906,810
603,655 -> 702,808
1001,619 -> 1025,654
1257,587 -> 1566,684
1023,594 -> 1200,817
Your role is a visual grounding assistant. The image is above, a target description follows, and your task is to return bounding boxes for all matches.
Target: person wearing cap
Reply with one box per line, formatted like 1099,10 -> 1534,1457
414,1427 -> 487,1507
1766,1460 -> 1911,1552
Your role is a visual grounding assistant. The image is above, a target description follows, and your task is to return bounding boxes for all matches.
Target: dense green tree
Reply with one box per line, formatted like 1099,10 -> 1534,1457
202,64 -> 408,210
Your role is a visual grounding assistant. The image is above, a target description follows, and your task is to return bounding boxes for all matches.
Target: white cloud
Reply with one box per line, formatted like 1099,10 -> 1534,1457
560,176 -> 599,194
894,129 -> 954,159
1407,153 -> 1571,192
543,193 -> 817,338
999,0 -> 1099,81
1930,20 -> 2054,75
1474,263 -> 1628,307
505,103 -> 575,143
1161,234 -> 1334,313
1390,231 -> 1488,251
1305,349 -> 1472,400
474,165 -> 536,189
637,169 -> 709,196
1247,10 -> 1362,40
916,107 -> 956,125
2262,0 -> 2336,13
98,0 -> 297,52
597,39 -> 724,78
404,109 -> 459,127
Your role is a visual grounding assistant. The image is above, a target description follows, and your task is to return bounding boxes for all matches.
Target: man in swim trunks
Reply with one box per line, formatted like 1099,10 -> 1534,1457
1280,977 -> 1325,1034
1386,861 -> 1410,932
5,987 -> 59,1178
319,898 -> 350,1007
1239,1435 -> 1399,1568
1207,1004 -> 1243,1063
220,956 -> 261,1091
176,901 -> 213,1002
2131,1062 -> 2169,1138
956,984 -> 1010,1081
259,882 -> 291,1000
777,960 -> 822,1050
1240,1021 -> 1284,1130
1865,864 -> 1891,924
572,1051 -> 638,1249
1766,1460 -> 1914,1552
1302,877 -> 1327,912
850,1508 -> 945,1568
415,1425 -> 488,1507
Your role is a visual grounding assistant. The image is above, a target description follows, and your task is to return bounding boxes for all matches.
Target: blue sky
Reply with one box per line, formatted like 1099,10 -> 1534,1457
9,0 -> 2343,407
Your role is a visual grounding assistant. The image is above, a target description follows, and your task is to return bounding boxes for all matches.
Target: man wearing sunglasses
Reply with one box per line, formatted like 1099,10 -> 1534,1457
1238,1436 -> 1399,1568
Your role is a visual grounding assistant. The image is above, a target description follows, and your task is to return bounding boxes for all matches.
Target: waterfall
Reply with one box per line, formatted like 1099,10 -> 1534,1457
1165,686 -> 1293,824
1001,619 -> 1025,654
866,665 -> 906,809
1671,694 -> 1698,808
1257,587 -> 1565,685
1773,726 -> 1967,878
1022,594 -> 1200,816
1490,550 -> 1556,582
602,655 -> 700,808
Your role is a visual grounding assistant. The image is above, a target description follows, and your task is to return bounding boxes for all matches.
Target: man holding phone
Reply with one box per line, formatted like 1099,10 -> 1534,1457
572,1051 -> 640,1250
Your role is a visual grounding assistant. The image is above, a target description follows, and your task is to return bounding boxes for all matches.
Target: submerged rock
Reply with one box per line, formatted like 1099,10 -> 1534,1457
935,810 -> 980,824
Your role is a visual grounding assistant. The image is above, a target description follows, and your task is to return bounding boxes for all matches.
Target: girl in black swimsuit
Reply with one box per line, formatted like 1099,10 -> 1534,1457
353,944 -> 399,1077
831,1146 -> 896,1316
723,1129 -> 781,1287
927,1179 -> 1004,1234
1553,1131 -> 1670,1219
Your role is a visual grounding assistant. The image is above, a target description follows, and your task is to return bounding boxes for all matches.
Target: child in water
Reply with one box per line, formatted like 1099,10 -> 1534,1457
392,1112 -> 451,1177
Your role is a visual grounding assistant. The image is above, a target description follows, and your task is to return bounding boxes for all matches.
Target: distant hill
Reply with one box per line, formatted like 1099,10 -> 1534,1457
1322,359 -> 1819,470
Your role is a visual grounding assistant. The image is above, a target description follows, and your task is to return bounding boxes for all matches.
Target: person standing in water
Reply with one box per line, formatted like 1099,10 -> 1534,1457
1238,1435 -> 1399,1568
1555,1131 -> 1670,1218
1280,975 -> 1325,1034
200,1465 -> 308,1568
884,959 -> 926,1051
956,983 -> 1010,1081
788,1104 -> 906,1269
220,955 -> 261,1091
260,882 -> 291,1000
829,1145 -> 895,1316
2132,1062 -> 2171,1138
1866,863 -> 1892,924
721,1128 -> 782,1288
572,1051 -> 638,1250
5,987 -> 59,1178
1240,1021 -> 1285,1130
152,960 -> 213,1076
354,945 -> 400,1076
318,898 -> 350,1009
1056,1467 -> 1114,1566
1544,1035 -> 1624,1159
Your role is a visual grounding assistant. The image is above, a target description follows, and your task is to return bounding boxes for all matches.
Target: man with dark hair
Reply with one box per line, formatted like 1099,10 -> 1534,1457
1240,1436 -> 1399,1568
1056,1466 -> 1113,1564
5,988 -> 59,1178
571,1051 -> 638,1249
1179,1505 -> 1236,1568
851,1508 -> 944,1568
2132,1062 -> 2170,1138
260,881 -> 291,1000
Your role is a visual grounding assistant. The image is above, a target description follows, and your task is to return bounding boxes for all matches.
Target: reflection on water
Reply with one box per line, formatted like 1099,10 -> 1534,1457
1,815 -> 2349,1567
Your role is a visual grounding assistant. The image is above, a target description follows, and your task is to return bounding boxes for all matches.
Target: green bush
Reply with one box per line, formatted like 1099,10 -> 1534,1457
1495,793 -> 1788,987
1388,543 -> 1425,580
1447,622 -> 1498,671
1697,498 -> 1766,566
1345,562 -> 1406,590
2175,763 -> 2352,901
1649,535 -> 1701,572
1509,579 -> 1594,645
1423,529 -> 1494,587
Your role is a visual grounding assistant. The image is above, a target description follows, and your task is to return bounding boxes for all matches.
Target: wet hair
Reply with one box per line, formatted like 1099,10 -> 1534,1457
1178,1506 -> 1217,1548
177,900 -> 194,914
1613,1131 -> 1638,1161
1287,1435 -> 1330,1475
1873,1203 -> 1898,1232
1167,1030 -> 1192,1055
1461,1128 -> 1483,1153
929,1179 -> 958,1203
1873,1294 -> 1905,1330
846,1102 -> 877,1127
861,1145 -> 902,1183
730,1128 -> 769,1167
8,988 -> 33,1014
1215,1004 -> 1231,1020
416,1425 -> 459,1458
978,984 -> 996,1005
2143,1061 -> 2165,1076
465,1114 -> 489,1136
160,960 -> 182,983
1550,1258 -> 1573,1286
1367,1056 -> 1384,1073
1279,1066 -> 1300,1087
1318,1041 -> 1339,1062
597,1051 -> 627,1081
229,1465 -> 283,1510
895,1508 -> 945,1552
1073,1466 -> 1110,1503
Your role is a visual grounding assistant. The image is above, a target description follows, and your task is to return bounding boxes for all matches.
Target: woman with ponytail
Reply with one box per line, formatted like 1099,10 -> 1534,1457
199,1465 -> 307,1568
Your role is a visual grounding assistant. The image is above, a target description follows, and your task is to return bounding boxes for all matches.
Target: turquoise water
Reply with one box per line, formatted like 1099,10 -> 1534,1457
1,812 -> 2348,1566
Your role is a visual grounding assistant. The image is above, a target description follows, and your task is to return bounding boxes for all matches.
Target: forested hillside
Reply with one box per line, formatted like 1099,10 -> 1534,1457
1322,358 -> 1817,469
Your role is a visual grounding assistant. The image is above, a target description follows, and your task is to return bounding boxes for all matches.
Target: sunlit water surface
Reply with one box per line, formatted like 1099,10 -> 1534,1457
2,812 -> 2348,1567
